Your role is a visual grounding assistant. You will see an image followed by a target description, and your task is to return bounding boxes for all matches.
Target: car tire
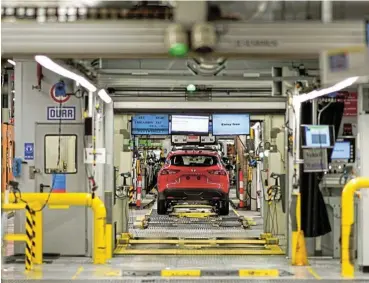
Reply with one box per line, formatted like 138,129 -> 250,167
157,199 -> 167,215
219,200 -> 229,215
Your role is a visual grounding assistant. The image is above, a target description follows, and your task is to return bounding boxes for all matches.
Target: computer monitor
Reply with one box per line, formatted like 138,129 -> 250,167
331,141 -> 351,160
301,125 -> 335,148
171,115 -> 209,135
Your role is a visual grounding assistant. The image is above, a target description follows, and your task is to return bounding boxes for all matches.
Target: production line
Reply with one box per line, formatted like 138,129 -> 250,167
2,4 -> 369,281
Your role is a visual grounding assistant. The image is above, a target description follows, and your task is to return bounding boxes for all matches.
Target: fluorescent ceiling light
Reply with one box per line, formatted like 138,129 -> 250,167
97,89 -> 112,104
293,76 -> 359,105
35,55 -> 97,92
7,59 -> 16,66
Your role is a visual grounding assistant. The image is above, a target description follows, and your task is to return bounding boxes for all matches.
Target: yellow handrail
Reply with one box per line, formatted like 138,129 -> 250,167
341,177 -> 369,278
6,193 -> 107,264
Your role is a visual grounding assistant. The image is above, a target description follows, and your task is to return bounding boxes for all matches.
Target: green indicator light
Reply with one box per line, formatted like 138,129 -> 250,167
168,43 -> 189,57
186,84 -> 196,92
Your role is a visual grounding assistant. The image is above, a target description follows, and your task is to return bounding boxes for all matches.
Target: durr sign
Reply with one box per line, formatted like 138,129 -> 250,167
236,39 -> 278,48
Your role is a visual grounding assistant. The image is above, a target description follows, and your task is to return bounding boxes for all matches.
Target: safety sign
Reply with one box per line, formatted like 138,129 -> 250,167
50,81 -> 70,104
47,106 -> 76,120
24,143 -> 34,160
52,174 -> 66,193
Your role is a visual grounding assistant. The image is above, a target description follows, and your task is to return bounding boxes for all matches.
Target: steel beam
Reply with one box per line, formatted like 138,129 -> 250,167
114,246 -> 284,255
98,75 -> 273,89
1,21 -> 364,57
113,99 -> 286,111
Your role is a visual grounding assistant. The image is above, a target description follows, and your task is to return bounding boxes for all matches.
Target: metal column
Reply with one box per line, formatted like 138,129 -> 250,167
104,102 -> 114,258
357,85 -> 369,269
311,100 -> 323,256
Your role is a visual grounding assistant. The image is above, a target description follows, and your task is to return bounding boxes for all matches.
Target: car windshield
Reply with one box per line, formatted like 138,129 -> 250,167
169,155 -> 218,167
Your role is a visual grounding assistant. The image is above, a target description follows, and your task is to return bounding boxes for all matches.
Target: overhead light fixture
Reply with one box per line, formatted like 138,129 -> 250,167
34,55 -> 97,92
97,89 -> 112,104
293,76 -> 359,106
7,59 -> 16,66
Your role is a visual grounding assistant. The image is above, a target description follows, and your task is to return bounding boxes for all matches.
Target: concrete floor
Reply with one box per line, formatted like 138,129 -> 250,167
2,256 -> 369,281
3,195 -> 369,282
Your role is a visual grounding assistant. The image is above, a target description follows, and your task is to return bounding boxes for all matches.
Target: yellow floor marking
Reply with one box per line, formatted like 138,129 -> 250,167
71,266 -> 84,279
307,266 -> 322,280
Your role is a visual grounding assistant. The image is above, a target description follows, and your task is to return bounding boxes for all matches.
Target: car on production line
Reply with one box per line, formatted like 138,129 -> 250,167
157,149 -> 231,215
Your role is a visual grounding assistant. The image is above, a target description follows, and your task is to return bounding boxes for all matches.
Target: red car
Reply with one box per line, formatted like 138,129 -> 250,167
157,149 -> 230,215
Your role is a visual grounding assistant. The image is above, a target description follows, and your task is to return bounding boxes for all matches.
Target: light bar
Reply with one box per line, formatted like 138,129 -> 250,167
35,55 -> 97,92
293,76 -> 359,105
7,59 -> 15,66
97,89 -> 112,104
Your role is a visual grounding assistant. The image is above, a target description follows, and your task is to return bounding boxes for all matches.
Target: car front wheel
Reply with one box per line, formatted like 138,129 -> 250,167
157,199 -> 167,215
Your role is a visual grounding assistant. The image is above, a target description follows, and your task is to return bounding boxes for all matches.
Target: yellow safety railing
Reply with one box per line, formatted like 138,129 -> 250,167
341,177 -> 369,278
4,193 -> 109,265
2,202 -> 41,270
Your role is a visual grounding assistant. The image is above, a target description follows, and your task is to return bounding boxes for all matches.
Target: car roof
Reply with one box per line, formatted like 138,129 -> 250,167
168,150 -> 219,157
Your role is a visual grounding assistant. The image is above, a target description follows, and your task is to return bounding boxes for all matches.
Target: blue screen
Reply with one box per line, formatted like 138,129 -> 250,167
304,125 -> 331,148
212,114 -> 250,135
331,141 -> 350,159
366,22 -> 369,46
132,114 -> 169,135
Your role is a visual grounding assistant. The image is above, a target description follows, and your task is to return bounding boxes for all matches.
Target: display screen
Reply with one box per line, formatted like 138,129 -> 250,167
171,115 -> 209,135
304,125 -> 331,148
331,141 -> 351,160
212,114 -> 250,136
131,114 -> 169,135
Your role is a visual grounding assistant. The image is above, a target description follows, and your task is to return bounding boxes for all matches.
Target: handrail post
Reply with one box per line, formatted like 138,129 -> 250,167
7,193 -> 107,264
91,197 -> 107,264
33,203 -> 43,264
341,177 -> 369,278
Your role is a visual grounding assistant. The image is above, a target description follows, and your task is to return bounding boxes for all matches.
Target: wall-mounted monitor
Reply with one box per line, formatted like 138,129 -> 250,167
301,125 -> 335,148
212,114 -> 250,136
331,136 -> 355,163
171,115 -> 209,135
331,141 -> 351,160
131,114 -> 169,135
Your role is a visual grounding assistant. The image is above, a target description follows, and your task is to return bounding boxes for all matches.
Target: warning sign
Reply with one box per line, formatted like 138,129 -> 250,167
50,82 -> 70,104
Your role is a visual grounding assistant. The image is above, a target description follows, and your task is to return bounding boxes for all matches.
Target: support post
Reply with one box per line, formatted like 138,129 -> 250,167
24,205 -> 35,271
291,97 -> 308,266
341,178 -> 369,278
104,102 -> 114,260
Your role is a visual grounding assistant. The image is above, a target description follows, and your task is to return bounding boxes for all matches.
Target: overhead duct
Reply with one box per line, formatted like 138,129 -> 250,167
164,23 -> 189,57
191,22 -> 217,53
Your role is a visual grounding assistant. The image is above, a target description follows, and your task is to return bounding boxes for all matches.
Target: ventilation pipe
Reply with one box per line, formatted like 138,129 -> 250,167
191,22 -> 217,54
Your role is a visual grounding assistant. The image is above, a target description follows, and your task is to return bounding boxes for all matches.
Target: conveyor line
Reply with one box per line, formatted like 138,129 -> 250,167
115,204 -> 283,255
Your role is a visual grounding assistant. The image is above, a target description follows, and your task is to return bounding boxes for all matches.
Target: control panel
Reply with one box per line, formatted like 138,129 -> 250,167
328,136 -> 355,174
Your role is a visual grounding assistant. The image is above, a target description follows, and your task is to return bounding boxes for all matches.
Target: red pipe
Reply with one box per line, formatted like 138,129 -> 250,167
36,63 -> 43,89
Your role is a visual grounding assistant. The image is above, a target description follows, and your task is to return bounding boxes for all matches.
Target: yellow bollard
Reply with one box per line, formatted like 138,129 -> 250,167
341,177 -> 369,278
291,192 -> 308,266
105,224 -> 113,260
24,205 -> 35,271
